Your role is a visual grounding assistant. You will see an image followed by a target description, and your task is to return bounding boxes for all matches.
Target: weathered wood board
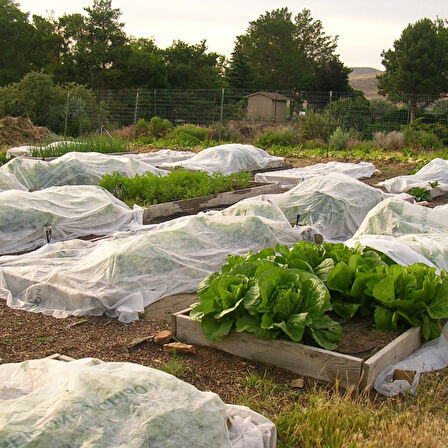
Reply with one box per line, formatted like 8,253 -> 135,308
172,300 -> 423,389
144,294 -> 198,323
142,182 -> 280,224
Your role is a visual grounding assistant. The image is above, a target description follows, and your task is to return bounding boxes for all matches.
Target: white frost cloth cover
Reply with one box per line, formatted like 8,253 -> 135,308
159,144 -> 285,175
259,173 -> 385,241
0,170 -> 26,192
132,149 -> 195,165
378,158 -> 448,197
0,358 -> 276,448
0,186 -> 142,255
255,161 -> 376,188
1,152 -> 167,190
374,322 -> 448,397
5,145 -> 37,158
0,198 -> 311,322
347,198 -> 448,270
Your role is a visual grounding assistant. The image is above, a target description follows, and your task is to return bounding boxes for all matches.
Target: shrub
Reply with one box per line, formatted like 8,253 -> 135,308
298,109 -> 338,141
148,116 -> 172,137
329,127 -> 350,150
168,123 -> 209,141
135,118 -> 149,137
373,131 -> 405,151
302,139 -> 326,149
402,127 -> 441,150
255,126 -> 302,147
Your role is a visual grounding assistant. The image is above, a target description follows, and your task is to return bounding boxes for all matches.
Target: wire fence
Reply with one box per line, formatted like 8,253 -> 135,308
61,88 -> 448,141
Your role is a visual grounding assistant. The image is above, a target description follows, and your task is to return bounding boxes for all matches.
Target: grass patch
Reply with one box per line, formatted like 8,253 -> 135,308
159,356 -> 186,378
233,370 -> 448,448
99,169 -> 251,207
31,137 -> 129,158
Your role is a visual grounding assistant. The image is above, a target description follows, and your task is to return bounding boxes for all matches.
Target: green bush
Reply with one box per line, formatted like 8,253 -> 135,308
329,127 -> 350,150
135,118 -> 149,137
148,116 -> 172,137
99,169 -> 251,206
168,124 -> 209,141
402,126 -> 442,150
298,109 -> 338,141
0,151 -> 8,166
255,126 -> 302,148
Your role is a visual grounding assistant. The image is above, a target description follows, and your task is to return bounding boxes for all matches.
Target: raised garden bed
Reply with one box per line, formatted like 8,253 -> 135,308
142,181 -> 280,224
22,151 -> 139,161
169,297 -> 422,389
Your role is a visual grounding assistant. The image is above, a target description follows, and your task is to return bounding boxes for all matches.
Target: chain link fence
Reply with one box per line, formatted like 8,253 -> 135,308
61,88 -> 448,141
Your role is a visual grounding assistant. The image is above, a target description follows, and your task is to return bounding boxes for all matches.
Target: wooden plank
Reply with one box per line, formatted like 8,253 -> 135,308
175,312 -> 363,388
142,183 -> 280,224
360,326 -> 422,389
144,294 -> 198,323
46,353 -> 75,362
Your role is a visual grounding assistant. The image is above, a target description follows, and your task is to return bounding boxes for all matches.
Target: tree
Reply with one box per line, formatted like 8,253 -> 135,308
65,0 -> 129,89
228,7 -> 349,92
226,42 -> 257,90
163,40 -> 223,89
311,58 -> 352,92
0,0 -> 34,85
378,18 -> 448,121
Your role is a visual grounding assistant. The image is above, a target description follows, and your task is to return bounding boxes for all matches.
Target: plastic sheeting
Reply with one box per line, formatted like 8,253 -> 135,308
0,170 -> 26,193
0,198 -> 313,322
0,186 -> 142,255
256,173 -> 385,241
255,161 -> 377,188
1,151 -> 168,190
159,144 -> 286,175
347,198 -> 448,270
0,358 -> 276,448
378,158 -> 448,198
374,322 -> 448,396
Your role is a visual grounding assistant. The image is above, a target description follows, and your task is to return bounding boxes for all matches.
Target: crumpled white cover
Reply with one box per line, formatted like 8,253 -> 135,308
159,144 -> 285,175
0,357 -> 276,448
255,161 -> 377,188
0,185 -> 142,255
0,170 -> 26,192
0,198 -> 311,322
1,151 -> 168,190
378,158 -> 448,198
132,149 -> 195,165
258,173 -> 386,241
347,198 -> 448,271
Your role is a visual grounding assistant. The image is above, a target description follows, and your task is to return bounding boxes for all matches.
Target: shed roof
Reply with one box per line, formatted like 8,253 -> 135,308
244,91 -> 290,102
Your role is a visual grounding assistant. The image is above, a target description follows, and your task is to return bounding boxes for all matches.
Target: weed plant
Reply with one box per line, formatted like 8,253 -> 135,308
99,169 -> 251,206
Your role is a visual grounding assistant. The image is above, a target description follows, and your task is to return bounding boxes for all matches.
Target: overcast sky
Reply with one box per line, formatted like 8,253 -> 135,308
18,0 -> 448,69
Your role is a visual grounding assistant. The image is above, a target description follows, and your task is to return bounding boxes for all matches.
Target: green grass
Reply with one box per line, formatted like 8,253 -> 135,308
31,137 -> 129,158
233,369 -> 448,448
0,151 -> 8,166
159,356 -> 186,378
99,169 -> 251,207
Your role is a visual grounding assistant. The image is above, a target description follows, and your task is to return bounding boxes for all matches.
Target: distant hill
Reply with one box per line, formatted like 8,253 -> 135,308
348,67 -> 384,99
349,67 -> 382,77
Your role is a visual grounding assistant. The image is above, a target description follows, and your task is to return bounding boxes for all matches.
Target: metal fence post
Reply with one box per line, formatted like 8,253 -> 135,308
132,89 -> 140,142
326,90 -> 333,158
63,92 -> 70,139
218,88 -> 225,144
153,89 -> 157,117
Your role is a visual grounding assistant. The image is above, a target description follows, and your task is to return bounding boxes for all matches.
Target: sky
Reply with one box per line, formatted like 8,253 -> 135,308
18,0 -> 448,69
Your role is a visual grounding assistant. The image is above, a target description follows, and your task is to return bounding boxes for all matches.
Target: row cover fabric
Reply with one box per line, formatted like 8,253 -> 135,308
0,152 -> 168,190
374,322 -> 448,397
0,170 -> 27,193
0,186 -> 142,255
159,144 -> 286,175
378,158 -> 448,198
0,198 -> 316,322
347,198 -> 448,271
132,149 -> 195,165
6,141 -> 83,158
256,173 -> 387,241
254,161 -> 377,188
0,357 -> 276,448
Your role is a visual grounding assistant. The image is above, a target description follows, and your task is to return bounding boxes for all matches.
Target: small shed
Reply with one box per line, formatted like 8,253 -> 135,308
244,92 -> 289,122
